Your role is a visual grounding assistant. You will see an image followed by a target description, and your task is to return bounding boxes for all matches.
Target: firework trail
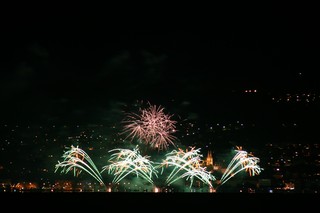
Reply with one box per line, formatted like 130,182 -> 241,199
102,146 -> 158,184
219,147 -> 262,186
159,147 -> 215,188
122,103 -> 177,151
55,145 -> 105,186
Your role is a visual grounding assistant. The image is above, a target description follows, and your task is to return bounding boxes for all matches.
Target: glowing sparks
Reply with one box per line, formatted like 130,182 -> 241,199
102,146 -> 158,184
55,145 -> 105,186
122,103 -> 177,151
159,147 -> 215,188
219,147 -> 262,186
53,103 -> 264,193
54,146 -> 262,191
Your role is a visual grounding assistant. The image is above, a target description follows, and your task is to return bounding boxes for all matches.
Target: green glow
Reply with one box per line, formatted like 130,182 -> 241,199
54,145 -> 262,192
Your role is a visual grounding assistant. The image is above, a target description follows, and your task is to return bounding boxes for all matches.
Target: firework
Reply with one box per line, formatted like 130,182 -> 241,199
55,145 -> 105,186
122,103 -> 177,151
219,147 -> 262,186
159,147 -> 215,188
102,146 -> 158,184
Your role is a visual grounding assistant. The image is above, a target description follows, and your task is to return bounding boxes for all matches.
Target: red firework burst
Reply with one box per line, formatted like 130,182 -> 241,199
123,103 -> 177,151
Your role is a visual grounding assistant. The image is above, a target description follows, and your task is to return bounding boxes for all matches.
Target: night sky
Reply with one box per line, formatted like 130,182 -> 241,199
1,9 -> 319,208
1,13 -> 319,124
0,11 -> 320,211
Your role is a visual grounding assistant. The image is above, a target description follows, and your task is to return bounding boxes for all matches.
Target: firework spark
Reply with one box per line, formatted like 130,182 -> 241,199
159,147 -> 215,188
122,103 -> 177,151
102,146 -> 158,184
219,147 -> 262,186
55,145 -> 105,186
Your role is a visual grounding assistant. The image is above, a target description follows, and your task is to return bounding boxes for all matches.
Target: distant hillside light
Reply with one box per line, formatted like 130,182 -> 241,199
244,89 -> 257,93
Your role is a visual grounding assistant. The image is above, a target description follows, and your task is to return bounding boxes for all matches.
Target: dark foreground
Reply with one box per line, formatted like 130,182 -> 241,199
1,192 -> 319,211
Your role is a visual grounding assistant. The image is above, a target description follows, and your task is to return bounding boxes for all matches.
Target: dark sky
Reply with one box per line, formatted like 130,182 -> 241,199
0,12 -> 319,123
